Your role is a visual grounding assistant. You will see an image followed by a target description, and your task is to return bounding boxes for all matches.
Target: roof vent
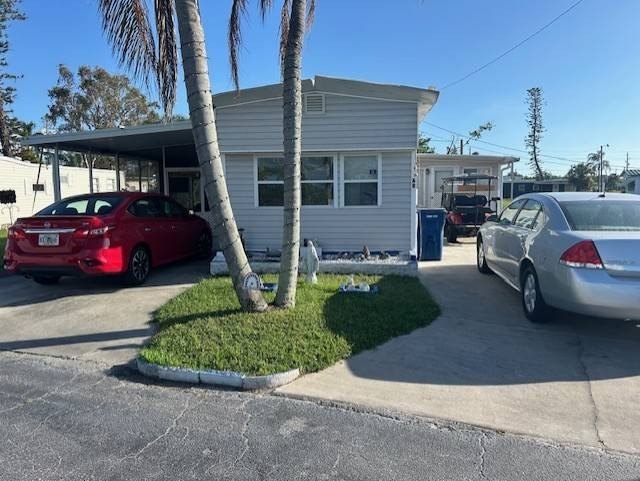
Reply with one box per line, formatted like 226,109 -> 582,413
304,94 -> 325,114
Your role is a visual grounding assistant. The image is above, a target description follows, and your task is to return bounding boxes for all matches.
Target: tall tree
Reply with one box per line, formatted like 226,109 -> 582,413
0,0 -> 25,157
229,0 -> 315,308
98,0 -> 267,312
525,87 -> 545,180
46,65 -> 160,132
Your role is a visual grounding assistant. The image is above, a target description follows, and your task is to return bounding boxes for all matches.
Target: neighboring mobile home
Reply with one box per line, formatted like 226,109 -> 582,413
0,156 -> 121,226
416,154 -> 518,212
22,76 -> 438,258
622,170 -> 640,194
502,177 -> 574,199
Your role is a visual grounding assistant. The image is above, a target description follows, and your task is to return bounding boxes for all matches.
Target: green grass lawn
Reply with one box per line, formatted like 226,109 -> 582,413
140,274 -> 440,376
0,228 -> 6,254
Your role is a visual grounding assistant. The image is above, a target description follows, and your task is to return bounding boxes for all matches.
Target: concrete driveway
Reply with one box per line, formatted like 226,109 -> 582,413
279,240 -> 640,454
0,260 -> 209,366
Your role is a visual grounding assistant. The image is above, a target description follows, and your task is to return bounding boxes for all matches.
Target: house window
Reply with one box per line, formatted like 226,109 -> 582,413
517,184 -> 526,193
342,154 -> 380,206
256,156 -> 335,207
92,177 -> 100,192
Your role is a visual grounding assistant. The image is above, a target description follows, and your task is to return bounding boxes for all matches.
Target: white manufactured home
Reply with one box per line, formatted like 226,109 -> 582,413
23,76 -> 440,258
0,156 -> 121,226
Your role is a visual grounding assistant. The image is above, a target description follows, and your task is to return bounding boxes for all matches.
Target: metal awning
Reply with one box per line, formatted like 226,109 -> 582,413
21,121 -> 194,159
442,174 -> 499,182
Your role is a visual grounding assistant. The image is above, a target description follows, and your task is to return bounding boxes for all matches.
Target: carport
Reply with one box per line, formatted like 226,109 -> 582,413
22,121 -> 206,212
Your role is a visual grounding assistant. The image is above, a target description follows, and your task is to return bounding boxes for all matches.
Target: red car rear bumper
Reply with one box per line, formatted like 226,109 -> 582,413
3,245 -> 127,277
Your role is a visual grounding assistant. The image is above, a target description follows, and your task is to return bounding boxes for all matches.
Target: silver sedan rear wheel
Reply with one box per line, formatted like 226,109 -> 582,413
520,265 -> 549,323
477,237 -> 492,274
523,273 -> 536,313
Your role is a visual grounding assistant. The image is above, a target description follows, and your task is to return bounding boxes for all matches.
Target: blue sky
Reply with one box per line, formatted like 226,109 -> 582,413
7,0 -> 640,175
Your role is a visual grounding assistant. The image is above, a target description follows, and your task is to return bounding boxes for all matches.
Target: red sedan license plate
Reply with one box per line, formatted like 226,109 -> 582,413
38,233 -> 59,246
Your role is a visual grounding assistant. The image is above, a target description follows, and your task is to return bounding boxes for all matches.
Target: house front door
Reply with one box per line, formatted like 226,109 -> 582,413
167,170 -> 205,213
429,168 -> 454,208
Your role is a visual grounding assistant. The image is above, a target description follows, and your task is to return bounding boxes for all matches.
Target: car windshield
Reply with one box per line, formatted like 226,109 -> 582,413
37,195 -> 123,216
559,200 -> 640,231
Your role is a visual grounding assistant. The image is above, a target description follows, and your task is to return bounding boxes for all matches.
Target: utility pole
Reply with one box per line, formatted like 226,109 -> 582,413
626,153 -> 630,173
599,145 -> 603,192
460,139 -> 464,156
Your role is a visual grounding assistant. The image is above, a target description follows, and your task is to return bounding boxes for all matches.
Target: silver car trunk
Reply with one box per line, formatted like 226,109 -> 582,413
587,232 -> 640,278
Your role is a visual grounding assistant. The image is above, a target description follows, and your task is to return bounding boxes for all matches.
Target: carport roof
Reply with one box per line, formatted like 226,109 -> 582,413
21,121 -> 193,155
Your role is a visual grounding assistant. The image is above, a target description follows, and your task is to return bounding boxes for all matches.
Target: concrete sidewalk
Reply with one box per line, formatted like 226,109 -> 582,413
279,240 -> 640,454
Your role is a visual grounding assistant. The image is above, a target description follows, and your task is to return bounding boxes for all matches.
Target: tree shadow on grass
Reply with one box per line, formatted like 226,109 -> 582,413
153,309 -> 243,328
322,275 -> 440,358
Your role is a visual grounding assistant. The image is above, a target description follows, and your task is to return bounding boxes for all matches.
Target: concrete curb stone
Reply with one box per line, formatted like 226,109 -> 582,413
136,358 -> 300,390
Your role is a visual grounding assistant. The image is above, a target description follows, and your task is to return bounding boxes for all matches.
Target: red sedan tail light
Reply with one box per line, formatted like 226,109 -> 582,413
7,226 -> 25,241
560,240 -> 603,269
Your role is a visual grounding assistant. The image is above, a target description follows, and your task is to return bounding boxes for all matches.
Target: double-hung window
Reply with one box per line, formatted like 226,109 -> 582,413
301,156 -> 335,205
256,157 -> 284,206
342,154 -> 381,206
256,156 -> 335,207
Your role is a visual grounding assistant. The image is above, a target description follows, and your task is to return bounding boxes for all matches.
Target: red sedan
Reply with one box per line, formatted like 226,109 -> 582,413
3,192 -> 212,285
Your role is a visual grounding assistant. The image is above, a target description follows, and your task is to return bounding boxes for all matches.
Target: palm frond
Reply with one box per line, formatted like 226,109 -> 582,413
258,0 -> 273,21
229,0 -> 249,91
306,0 -> 315,29
154,0 -> 178,118
98,0 -> 157,87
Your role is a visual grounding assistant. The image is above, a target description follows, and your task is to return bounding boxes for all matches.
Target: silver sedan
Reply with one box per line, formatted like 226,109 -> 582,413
477,192 -> 640,322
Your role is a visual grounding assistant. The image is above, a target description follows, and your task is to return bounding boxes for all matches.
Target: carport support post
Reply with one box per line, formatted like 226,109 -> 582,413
88,149 -> 94,193
510,161 -> 514,200
52,144 -> 61,202
115,153 -> 121,191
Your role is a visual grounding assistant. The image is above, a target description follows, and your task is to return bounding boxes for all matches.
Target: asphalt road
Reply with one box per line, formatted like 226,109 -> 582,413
0,352 -> 637,481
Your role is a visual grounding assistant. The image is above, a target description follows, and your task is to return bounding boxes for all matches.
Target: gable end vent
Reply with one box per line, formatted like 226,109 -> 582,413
304,94 -> 325,114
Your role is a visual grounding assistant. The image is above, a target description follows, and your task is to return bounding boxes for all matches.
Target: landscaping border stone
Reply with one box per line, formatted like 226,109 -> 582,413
210,258 -> 418,277
136,358 -> 300,390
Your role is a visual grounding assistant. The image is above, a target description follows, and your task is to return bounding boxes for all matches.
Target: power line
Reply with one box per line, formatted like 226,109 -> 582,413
440,0 -> 586,90
425,122 -> 577,161
424,122 -> 635,170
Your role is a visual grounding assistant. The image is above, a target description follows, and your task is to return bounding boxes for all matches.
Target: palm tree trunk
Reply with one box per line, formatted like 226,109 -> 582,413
174,0 -> 267,312
275,0 -> 305,308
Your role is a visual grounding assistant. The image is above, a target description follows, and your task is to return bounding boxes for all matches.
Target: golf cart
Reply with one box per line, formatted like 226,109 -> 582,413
440,174 -> 499,243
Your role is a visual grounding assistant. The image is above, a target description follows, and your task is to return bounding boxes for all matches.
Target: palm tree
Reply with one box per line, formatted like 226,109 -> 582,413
586,151 -> 610,191
229,0 -> 314,308
98,0 -> 267,312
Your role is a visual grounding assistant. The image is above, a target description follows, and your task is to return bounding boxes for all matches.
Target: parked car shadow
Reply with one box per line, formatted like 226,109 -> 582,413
328,261 -> 640,386
0,258 -> 211,308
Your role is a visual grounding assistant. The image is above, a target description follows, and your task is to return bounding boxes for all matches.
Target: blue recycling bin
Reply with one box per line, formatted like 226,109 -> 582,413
418,208 -> 446,261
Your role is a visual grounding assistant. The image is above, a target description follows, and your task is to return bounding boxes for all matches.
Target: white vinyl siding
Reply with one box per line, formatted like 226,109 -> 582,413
215,94 -> 418,152
226,151 -> 412,253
